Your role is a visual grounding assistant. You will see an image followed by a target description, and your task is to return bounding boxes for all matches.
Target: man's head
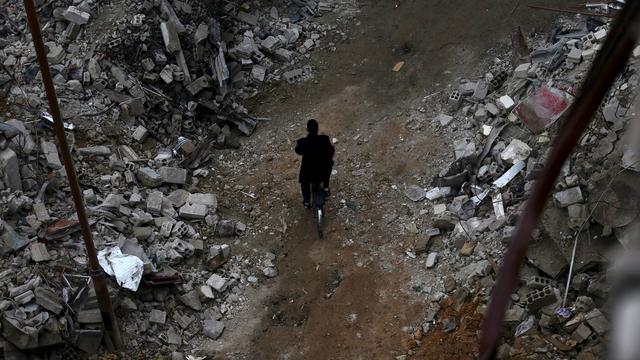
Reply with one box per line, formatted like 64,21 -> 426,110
307,119 -> 319,135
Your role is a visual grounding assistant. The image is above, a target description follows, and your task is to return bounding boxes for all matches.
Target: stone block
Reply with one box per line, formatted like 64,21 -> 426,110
63,6 -> 90,25
35,287 -> 63,314
525,286 -> 557,311
514,63 -> 531,78
132,126 -> 148,142
434,113 -> 453,126
137,167 -> 162,187
206,274 -> 227,292
146,190 -> 163,215
178,290 -> 202,311
30,242 -> 50,262
149,309 -> 166,324
78,146 -> 111,156
203,320 -> 225,339
185,76 -> 210,95
500,139 -> 531,164
553,187 -> 583,208
161,21 -> 181,53
188,193 -> 217,208
426,252 -> 438,268
41,141 -> 62,169
160,167 -> 187,185
0,148 -> 22,191
179,203 -> 207,219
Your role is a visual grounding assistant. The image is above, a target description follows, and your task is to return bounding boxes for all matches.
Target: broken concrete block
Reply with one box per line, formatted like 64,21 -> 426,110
472,80 -> 489,99
137,167 -> 162,187
32,203 -> 50,222
572,323 -> 592,343
500,139 -> 532,164
435,113 -> 453,126
6,119 -> 35,154
261,36 -> 280,51
35,287 -> 63,314
73,329 -> 103,354
146,190 -> 163,215
486,103 -> 500,117
30,242 -> 51,262
237,11 -> 257,25
188,193 -> 217,208
161,21 -> 181,54
251,65 -> 267,82
78,308 -> 102,323
459,82 -> 476,95
585,308 -> 609,335
179,203 -> 207,219
553,187 -> 583,208
263,267 -> 278,278
160,167 -> 187,185
132,126 -> 149,142
206,274 -> 228,292
41,141 -> 62,169
567,47 -> 582,63
149,309 -> 167,324
46,43 -> 65,64
525,286 -> 557,311
426,252 -> 438,268
514,63 -> 531,78
63,6 -> 90,25
160,65 -> 174,84
199,285 -> 215,299
78,146 -> 111,156
185,76 -> 210,95
274,48 -> 293,62
178,290 -> 202,311
498,95 -> 515,110
203,319 -> 225,340
0,148 -> 22,191
14,290 -> 34,304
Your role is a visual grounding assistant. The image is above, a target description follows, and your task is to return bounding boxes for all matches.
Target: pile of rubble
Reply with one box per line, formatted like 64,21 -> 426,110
0,0 -> 357,357
398,15 -> 640,359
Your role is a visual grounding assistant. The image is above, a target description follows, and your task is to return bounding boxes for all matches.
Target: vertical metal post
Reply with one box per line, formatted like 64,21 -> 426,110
22,0 -> 123,349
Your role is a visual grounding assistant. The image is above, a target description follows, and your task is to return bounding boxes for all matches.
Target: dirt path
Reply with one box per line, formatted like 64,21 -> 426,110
199,1 -> 566,359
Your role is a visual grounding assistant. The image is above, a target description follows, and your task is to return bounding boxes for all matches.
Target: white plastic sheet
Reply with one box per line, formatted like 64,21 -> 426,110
98,247 -> 144,291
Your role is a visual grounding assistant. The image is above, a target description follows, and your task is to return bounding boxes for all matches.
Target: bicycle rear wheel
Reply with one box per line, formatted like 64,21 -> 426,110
316,207 -> 323,238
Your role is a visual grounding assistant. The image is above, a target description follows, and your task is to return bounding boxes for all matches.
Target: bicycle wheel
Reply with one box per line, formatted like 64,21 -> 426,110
316,207 -> 324,239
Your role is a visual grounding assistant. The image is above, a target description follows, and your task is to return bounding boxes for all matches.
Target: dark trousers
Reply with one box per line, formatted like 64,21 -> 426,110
301,175 -> 331,204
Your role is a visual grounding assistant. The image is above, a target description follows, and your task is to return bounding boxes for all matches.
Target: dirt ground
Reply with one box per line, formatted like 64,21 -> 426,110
197,1 -> 568,359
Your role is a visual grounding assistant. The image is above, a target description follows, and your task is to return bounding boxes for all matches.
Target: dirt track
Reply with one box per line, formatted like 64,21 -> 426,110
199,1 -> 566,358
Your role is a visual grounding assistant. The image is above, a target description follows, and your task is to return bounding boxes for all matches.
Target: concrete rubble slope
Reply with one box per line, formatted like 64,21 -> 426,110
0,0 -> 350,356
0,0 -> 638,358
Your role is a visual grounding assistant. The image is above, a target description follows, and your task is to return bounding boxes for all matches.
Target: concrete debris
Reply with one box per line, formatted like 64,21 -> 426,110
203,319 -> 225,340
410,15 -> 635,359
0,2 -> 631,358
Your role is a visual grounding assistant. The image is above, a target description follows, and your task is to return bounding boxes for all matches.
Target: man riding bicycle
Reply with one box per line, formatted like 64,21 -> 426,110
295,119 -> 335,209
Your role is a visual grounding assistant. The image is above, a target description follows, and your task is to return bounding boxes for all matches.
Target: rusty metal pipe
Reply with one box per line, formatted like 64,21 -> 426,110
22,0 -> 123,349
479,2 -> 640,358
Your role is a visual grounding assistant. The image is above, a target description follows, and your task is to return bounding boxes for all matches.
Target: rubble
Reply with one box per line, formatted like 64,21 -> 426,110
401,15 -> 633,359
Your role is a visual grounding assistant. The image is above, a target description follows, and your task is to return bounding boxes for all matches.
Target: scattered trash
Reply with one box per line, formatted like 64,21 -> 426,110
98,247 -> 144,291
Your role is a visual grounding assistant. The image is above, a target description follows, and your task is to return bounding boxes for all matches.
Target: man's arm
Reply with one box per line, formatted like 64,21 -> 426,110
295,138 -> 304,155
325,137 -> 335,158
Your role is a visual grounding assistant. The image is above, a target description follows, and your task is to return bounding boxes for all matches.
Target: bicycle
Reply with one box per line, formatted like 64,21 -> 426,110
311,183 -> 327,238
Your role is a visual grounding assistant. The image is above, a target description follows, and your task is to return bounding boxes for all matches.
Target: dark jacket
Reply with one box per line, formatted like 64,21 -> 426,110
295,133 -> 335,183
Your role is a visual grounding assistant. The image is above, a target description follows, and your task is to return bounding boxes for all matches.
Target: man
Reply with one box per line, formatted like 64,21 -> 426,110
295,119 -> 335,208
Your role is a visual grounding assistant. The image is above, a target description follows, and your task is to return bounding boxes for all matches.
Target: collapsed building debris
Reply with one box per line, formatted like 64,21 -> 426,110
399,14 -> 640,359
0,0 -> 358,356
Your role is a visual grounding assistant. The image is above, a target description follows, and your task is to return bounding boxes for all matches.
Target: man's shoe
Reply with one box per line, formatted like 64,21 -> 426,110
303,202 -> 311,209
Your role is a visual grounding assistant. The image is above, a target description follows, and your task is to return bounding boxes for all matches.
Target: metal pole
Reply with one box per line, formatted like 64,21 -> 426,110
22,0 -> 123,349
